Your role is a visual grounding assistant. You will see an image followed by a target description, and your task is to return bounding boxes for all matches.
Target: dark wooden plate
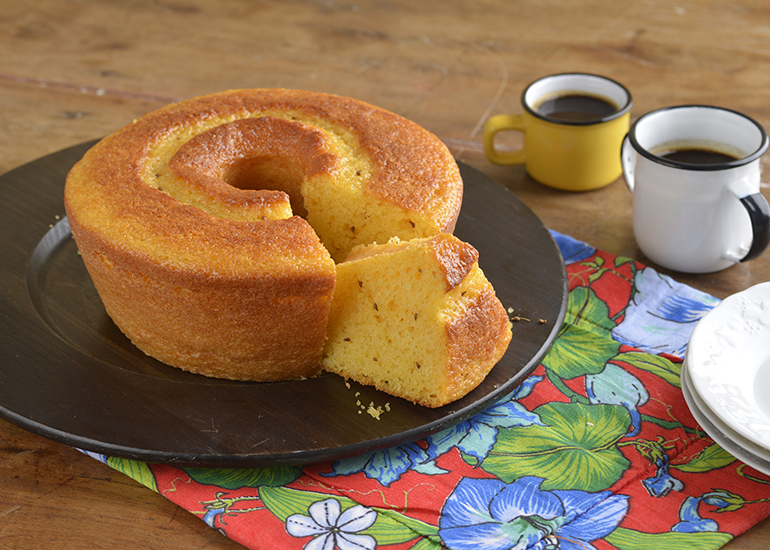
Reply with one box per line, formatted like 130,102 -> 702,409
0,141 -> 567,467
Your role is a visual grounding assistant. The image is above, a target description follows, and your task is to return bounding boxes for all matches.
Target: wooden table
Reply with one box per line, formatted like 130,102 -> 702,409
1,1 -> 768,547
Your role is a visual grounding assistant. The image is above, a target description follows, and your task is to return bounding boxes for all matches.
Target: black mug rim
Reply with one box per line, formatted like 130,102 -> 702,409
626,104 -> 769,171
522,73 -> 633,126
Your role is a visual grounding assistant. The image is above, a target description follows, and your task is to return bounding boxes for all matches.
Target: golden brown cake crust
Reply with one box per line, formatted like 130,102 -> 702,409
444,288 -> 513,403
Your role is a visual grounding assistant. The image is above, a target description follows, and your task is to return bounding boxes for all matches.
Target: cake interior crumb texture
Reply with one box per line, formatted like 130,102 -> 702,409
322,235 -> 512,408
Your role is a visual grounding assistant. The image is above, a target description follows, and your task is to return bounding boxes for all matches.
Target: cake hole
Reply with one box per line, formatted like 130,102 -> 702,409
221,156 -> 307,217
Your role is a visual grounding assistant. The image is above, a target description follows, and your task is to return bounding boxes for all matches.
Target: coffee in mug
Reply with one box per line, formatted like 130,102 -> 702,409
534,92 -> 619,122
483,73 -> 632,191
650,141 -> 743,165
621,105 -> 770,273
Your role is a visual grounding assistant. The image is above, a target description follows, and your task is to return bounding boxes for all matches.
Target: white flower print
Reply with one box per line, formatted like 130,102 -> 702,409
286,498 -> 377,550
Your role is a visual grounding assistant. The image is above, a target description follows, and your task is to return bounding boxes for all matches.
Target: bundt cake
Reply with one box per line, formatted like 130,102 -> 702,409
322,234 -> 512,408
63,89 -> 464,382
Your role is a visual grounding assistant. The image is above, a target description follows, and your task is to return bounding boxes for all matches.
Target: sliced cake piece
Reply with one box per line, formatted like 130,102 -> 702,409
322,233 -> 512,408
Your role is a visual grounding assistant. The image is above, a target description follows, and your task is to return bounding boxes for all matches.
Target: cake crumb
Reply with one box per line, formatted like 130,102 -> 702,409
367,402 -> 385,420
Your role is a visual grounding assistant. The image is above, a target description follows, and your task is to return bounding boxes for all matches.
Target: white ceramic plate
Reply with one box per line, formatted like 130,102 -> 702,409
685,282 -> 770,450
682,360 -> 770,475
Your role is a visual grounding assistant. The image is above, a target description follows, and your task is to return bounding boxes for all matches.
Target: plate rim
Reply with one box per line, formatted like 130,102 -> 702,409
681,361 -> 770,475
686,281 -> 770,450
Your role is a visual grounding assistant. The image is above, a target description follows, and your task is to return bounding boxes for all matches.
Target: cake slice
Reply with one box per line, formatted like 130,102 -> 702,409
322,234 -> 512,408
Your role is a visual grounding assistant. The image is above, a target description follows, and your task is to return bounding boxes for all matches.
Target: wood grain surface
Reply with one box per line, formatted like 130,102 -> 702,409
1,0 -> 769,548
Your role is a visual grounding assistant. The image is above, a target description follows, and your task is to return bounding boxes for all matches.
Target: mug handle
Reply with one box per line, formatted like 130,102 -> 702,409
739,192 -> 770,262
483,114 -> 526,165
620,134 -> 636,192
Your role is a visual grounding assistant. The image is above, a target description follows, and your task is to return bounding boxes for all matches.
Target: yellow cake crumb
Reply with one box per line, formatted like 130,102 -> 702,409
367,402 -> 385,419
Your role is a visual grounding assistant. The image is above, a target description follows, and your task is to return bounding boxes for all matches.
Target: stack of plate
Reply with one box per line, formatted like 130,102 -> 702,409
682,282 -> 770,476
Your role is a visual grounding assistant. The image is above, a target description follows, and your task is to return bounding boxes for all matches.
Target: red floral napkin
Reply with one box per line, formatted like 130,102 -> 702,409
83,231 -> 770,550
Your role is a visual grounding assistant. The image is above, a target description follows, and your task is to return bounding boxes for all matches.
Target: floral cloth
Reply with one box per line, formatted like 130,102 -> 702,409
85,231 -> 770,550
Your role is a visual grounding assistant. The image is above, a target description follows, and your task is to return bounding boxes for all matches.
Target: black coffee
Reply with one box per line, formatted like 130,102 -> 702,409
658,147 -> 742,165
536,93 -> 618,122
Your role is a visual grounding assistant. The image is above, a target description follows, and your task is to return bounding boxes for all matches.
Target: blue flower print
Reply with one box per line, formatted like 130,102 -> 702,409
323,376 -> 543,486
286,498 -> 377,550
323,441 -> 440,487
671,490 -> 744,533
641,452 -> 684,498
612,267 -> 718,357
202,508 -> 227,533
78,449 -> 109,464
585,364 -> 649,436
439,476 -> 629,550
550,231 -> 597,266
672,496 -> 719,533
428,375 -> 544,463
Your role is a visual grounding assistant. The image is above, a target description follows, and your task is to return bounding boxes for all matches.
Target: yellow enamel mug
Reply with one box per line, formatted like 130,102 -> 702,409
483,73 -> 632,191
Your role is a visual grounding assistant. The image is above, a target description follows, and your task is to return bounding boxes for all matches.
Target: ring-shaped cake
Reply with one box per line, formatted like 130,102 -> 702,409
64,89 -> 465,382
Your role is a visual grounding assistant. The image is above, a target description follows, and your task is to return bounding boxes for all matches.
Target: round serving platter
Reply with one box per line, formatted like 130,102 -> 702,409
0,141 -> 567,467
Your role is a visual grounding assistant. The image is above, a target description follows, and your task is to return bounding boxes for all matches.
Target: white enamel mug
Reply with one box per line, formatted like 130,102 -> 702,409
621,105 -> 770,273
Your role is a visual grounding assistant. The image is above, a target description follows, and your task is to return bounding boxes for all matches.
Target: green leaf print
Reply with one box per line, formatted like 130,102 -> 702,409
183,466 -> 301,489
543,286 -> 621,379
408,537 -> 444,550
605,526 -> 732,549
614,255 -> 638,270
614,351 -> 682,388
672,443 -> 737,473
372,509 -> 441,543
106,457 -> 158,492
260,486 -> 439,544
480,402 -> 631,492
